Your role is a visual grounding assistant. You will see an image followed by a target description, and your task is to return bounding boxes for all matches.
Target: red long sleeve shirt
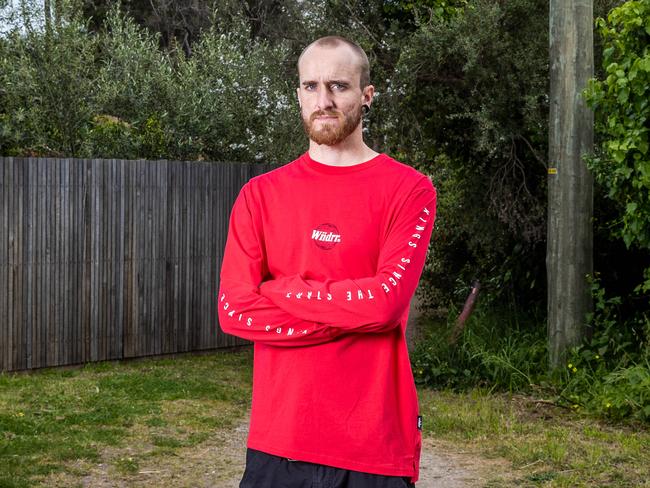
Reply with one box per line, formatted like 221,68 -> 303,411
217,151 -> 436,483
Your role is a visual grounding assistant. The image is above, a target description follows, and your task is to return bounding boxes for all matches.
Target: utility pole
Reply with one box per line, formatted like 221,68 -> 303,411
547,0 -> 594,370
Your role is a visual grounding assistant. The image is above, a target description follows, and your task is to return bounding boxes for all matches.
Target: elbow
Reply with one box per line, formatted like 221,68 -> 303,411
217,309 -> 233,335
217,308 -> 228,329
216,286 -> 254,339
376,304 -> 398,329
377,301 -> 407,329
217,311 -> 247,341
216,287 -> 235,335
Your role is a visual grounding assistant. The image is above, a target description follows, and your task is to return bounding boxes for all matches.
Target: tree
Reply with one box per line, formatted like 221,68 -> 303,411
584,0 -> 650,293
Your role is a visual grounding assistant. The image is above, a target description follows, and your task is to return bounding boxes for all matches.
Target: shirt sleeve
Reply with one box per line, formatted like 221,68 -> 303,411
217,182 -> 341,347
258,177 -> 436,334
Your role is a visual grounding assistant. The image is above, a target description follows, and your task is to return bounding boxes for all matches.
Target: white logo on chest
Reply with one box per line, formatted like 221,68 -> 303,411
311,223 -> 341,250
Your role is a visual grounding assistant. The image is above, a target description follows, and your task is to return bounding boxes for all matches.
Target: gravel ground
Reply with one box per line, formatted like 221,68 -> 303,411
194,415 -> 507,488
41,411 -> 512,487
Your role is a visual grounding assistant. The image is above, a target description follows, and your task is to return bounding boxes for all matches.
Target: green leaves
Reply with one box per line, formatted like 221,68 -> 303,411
0,3 -> 299,163
584,0 -> 650,287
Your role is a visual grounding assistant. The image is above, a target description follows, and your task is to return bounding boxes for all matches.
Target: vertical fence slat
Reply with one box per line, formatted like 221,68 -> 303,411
70,158 -> 79,365
132,160 -> 140,357
183,161 -> 190,352
34,159 -> 41,368
172,161 -> 181,353
17,159 -> 26,369
100,158 -> 108,361
115,159 -> 124,360
151,159 -> 157,356
8,158 -> 15,370
157,160 -> 166,354
214,162 -> 224,348
196,163 -> 202,350
183,161 -> 190,353
108,159 -> 116,360
0,159 -> 7,371
61,158 -> 68,366
81,160 -> 89,363
181,161 -> 188,353
140,160 -> 148,357
161,160 -> 168,354
1,159 -> 10,370
124,159 -> 134,358
137,159 -> 146,357
137,159 -> 145,357
53,157 -> 60,366
34,158 -> 41,367
40,158 -> 51,365
208,163 -> 216,349
102,157 -> 109,361
190,163 -> 195,351
103,159 -> 110,360
101,159 -> 108,360
22,159 -> 32,370
44,159 -> 52,366
7,158 -> 15,369
153,161 -> 161,355
144,160 -> 151,356
163,161 -> 172,354
201,163 -> 209,350
159,161 -> 165,354
91,159 -> 99,362
54,157 -> 62,366
145,160 -> 152,356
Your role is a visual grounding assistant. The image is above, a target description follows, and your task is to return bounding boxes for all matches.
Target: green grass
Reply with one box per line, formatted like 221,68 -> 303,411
0,350 -> 252,487
1,348 -> 648,487
418,387 -> 650,487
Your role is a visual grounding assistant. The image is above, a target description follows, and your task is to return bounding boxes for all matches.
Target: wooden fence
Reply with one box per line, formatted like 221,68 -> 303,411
0,157 -> 277,372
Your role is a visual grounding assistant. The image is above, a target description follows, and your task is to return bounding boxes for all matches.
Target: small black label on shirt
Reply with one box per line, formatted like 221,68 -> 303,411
417,415 -> 423,430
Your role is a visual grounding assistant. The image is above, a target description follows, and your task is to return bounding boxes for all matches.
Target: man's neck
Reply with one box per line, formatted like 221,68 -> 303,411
308,133 -> 380,167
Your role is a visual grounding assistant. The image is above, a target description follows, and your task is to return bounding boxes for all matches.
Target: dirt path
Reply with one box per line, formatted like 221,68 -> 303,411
42,413 -> 513,487
145,414 -> 510,488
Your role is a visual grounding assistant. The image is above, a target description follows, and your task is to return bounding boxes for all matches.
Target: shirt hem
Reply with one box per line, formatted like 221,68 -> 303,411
247,440 -> 416,479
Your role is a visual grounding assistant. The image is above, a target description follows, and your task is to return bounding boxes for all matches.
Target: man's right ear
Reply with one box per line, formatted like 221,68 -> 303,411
296,87 -> 301,108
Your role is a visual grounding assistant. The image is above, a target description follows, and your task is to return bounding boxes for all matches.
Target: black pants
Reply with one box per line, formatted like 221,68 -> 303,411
239,448 -> 416,488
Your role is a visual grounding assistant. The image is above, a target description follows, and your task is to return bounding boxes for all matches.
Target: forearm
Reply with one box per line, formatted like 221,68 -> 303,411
218,278 -> 343,346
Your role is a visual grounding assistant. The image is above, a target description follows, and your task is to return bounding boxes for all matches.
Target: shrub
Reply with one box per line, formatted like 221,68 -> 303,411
0,2 -> 301,163
557,277 -> 650,422
411,308 -> 547,391
0,7 -> 98,156
584,0 -> 650,290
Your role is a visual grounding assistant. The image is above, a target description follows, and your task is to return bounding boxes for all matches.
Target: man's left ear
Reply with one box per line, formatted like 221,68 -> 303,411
362,84 -> 375,108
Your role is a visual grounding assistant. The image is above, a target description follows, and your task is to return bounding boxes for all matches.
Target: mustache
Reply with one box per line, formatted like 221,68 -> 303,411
310,110 -> 342,122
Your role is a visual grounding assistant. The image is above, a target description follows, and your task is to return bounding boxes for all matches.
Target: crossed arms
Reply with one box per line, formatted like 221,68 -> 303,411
217,178 -> 436,347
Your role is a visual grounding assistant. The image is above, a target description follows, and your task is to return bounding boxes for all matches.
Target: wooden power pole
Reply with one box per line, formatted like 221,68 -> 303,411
547,0 -> 594,370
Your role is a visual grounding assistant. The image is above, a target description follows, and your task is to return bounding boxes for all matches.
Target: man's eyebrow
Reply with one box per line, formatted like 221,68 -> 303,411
301,79 -> 352,87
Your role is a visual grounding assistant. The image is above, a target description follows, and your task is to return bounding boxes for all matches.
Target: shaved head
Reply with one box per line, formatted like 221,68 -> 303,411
298,36 -> 370,89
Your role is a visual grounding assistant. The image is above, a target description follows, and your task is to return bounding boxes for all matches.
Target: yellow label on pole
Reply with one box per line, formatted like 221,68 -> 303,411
548,167 -> 558,174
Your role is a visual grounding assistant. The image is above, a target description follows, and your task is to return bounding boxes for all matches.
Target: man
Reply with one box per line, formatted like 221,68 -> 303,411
217,35 -> 436,488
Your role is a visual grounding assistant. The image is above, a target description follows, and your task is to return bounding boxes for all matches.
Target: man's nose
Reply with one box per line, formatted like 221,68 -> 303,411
316,86 -> 334,111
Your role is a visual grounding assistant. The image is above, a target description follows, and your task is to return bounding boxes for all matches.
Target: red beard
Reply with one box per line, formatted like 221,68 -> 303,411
302,105 -> 362,146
